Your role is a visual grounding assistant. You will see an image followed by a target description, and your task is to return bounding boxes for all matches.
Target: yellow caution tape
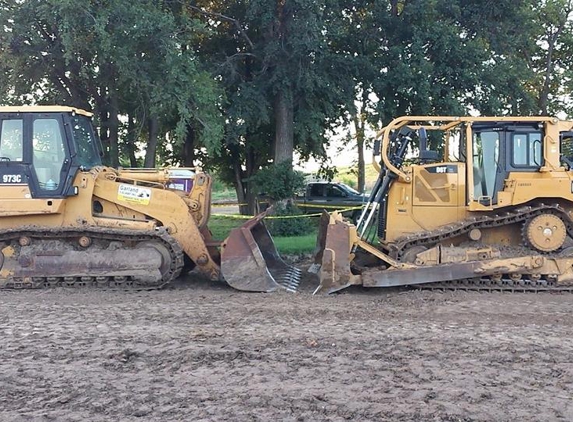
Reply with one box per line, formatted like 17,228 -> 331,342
211,206 -> 362,220
212,201 -> 365,210
212,203 -> 245,207
212,201 -> 267,207
211,213 -> 323,219
298,204 -> 363,210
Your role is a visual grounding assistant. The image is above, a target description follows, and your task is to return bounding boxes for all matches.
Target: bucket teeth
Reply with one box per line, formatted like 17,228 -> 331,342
271,266 -> 301,292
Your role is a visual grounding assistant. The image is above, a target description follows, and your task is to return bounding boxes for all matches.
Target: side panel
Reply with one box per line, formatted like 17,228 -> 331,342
499,171 -> 573,206
385,163 -> 466,242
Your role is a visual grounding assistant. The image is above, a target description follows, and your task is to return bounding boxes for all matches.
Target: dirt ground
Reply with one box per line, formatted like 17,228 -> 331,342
1,272 -> 573,422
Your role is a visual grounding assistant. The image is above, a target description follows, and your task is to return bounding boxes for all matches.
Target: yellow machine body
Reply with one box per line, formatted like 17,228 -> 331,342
0,106 -> 299,291
316,116 -> 573,293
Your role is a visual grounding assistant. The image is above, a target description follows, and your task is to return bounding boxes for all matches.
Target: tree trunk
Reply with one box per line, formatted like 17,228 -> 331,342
182,125 -> 196,167
357,131 -> 365,193
273,87 -> 294,165
230,142 -> 259,216
233,160 -> 248,215
126,114 -> 138,167
538,31 -> 559,115
98,107 -> 110,166
108,95 -> 120,168
353,92 -> 368,193
390,0 -> 400,16
230,144 -> 248,215
144,116 -> 159,168
245,144 -> 258,215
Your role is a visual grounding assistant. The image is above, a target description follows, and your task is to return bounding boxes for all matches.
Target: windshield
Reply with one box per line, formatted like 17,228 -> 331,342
339,183 -> 361,195
71,115 -> 101,168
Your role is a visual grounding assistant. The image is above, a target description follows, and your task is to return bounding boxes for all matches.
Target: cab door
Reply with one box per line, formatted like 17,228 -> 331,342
471,127 -> 503,206
0,112 -> 74,200
0,115 -> 31,198
470,123 -> 542,208
29,113 -> 72,198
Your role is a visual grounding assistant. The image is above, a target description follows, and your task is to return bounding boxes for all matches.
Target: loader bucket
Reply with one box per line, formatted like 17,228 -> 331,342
312,211 -> 361,295
221,209 -> 301,292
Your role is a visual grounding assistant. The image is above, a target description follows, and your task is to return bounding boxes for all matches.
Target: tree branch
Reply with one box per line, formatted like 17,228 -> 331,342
187,5 -> 254,50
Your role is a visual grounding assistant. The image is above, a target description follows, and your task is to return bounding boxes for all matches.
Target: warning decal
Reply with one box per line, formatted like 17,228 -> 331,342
117,184 -> 151,205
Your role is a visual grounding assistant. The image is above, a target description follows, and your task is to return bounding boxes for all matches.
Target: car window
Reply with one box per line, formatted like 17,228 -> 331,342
309,184 -> 326,196
327,185 -> 345,197
339,183 -> 360,195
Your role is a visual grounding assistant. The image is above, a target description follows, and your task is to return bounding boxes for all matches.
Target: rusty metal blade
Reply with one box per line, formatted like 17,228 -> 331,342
310,211 -> 331,271
221,209 -> 300,292
314,214 -> 361,294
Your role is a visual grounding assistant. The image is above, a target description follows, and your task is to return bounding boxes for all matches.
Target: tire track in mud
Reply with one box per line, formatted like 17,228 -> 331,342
1,286 -> 573,421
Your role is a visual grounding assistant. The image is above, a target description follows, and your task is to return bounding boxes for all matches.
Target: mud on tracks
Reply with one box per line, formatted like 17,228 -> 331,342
1,275 -> 573,421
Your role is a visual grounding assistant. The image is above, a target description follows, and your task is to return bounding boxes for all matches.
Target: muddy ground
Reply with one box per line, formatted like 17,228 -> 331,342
1,272 -> 573,422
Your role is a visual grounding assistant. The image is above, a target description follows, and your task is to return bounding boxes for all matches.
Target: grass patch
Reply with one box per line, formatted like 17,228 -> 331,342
273,233 -> 316,255
208,216 -> 243,240
211,188 -> 237,202
208,215 -> 318,255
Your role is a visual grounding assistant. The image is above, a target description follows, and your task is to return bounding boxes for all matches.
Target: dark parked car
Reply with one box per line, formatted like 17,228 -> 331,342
295,182 -> 367,222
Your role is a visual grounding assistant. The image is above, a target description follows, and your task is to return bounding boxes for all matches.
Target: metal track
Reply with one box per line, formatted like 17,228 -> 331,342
386,203 -> 573,259
380,203 -> 573,292
417,275 -> 573,293
0,226 -> 184,290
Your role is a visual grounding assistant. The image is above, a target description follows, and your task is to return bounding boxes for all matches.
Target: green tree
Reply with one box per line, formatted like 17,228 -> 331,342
330,0 -> 547,192
191,0 -> 354,213
0,0 -> 223,167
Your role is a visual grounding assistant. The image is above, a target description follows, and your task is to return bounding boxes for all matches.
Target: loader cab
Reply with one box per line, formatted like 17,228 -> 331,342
0,106 -> 101,198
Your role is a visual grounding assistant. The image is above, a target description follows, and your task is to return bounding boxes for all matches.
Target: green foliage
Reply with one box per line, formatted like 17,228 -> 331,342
249,162 -> 305,201
0,0 -> 224,166
316,164 -> 338,182
191,0 -> 354,207
339,176 -> 357,190
212,177 -> 233,193
3,0 -> 573,187
267,201 -> 314,237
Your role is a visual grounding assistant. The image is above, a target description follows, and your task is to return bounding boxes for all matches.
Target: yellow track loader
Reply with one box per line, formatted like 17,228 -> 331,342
315,115 -> 573,294
0,106 -> 299,292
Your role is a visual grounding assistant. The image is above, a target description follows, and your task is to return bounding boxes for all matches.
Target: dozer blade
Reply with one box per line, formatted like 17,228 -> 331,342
221,209 -> 301,293
312,212 -> 361,295
309,211 -> 331,272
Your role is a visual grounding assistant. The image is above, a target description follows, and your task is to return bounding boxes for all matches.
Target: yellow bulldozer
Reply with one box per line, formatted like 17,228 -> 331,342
0,106 -> 300,292
314,115 -> 573,294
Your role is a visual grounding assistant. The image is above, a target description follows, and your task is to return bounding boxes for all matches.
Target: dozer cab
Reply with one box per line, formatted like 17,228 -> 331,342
0,106 -> 299,292
315,115 -> 573,294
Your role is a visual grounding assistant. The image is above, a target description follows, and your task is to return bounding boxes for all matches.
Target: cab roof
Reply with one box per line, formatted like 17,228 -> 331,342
0,105 -> 92,117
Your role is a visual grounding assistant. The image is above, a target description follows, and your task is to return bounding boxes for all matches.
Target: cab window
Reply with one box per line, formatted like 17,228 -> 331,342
512,132 -> 542,167
0,119 -> 24,161
71,115 -> 101,168
473,130 -> 500,200
32,118 -> 66,190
